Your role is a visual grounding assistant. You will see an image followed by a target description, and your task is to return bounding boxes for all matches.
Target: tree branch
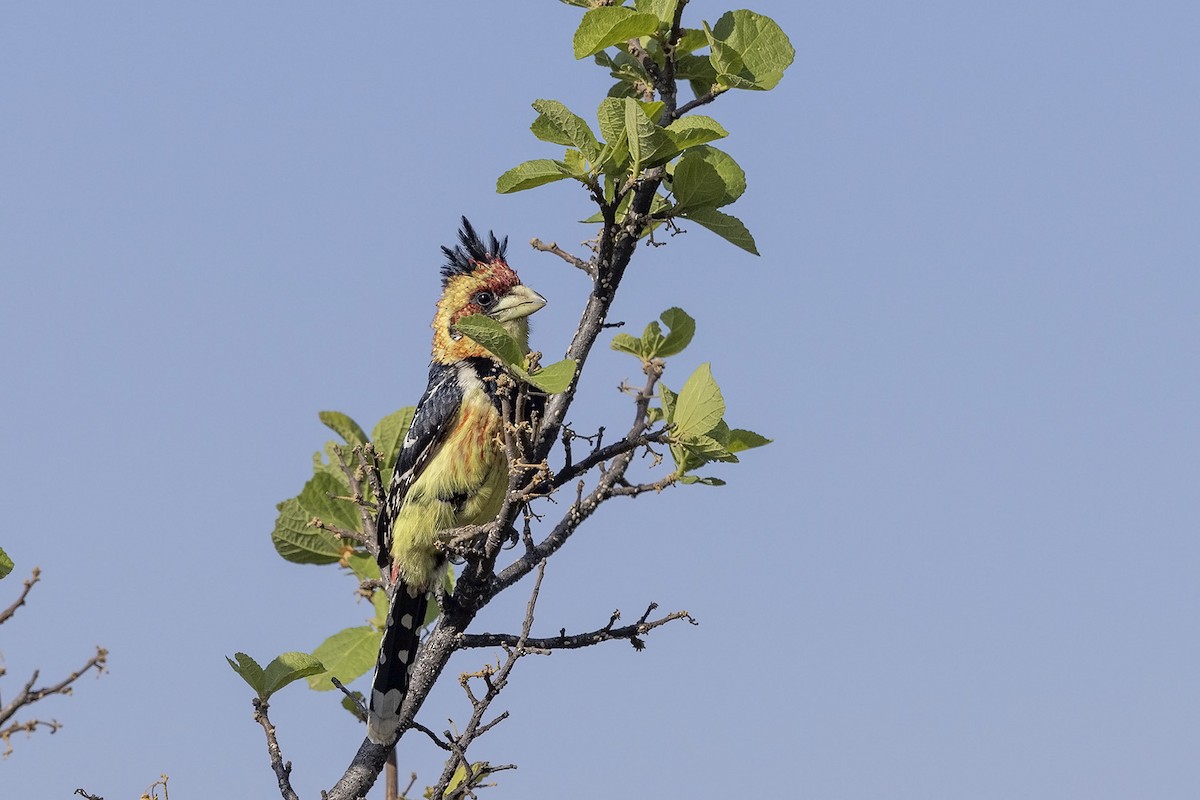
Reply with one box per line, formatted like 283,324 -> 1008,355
461,606 -> 696,652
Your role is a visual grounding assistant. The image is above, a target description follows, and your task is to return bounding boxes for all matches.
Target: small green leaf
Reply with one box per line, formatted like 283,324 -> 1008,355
659,382 -> 678,423
341,690 -> 367,720
263,652 -> 325,698
664,115 -> 728,150
657,307 -> 696,356
596,98 -> 627,148
573,7 -> 660,59
372,406 -> 416,487
673,145 -> 745,208
318,411 -> 367,445
727,428 -> 773,453
623,98 -> 676,174
454,314 -> 525,367
680,433 -> 739,463
611,332 -> 644,357
671,156 -> 728,211
562,148 -> 588,178
496,159 -> 573,193
679,475 -> 727,486
0,546 -> 12,580
298,471 -> 361,533
634,0 -> 679,25
346,551 -> 381,581
675,29 -> 710,55
272,497 -> 342,565
526,359 -> 578,394
530,100 -> 601,161
227,652 -> 266,695
678,207 -> 758,254
371,588 -> 389,629
307,627 -> 382,691
674,363 -> 725,437
674,53 -> 718,84
704,10 -> 795,91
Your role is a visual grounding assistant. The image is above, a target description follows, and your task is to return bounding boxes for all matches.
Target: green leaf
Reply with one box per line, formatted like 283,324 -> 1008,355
307,626 -> 382,691
659,382 -> 678,423
671,156 -> 728,210
562,148 -> 588,178
0,546 -> 12,580
526,359 -> 578,394
226,652 -> 266,695
272,497 -> 342,565
674,363 -> 725,437
624,98 -> 647,174
674,53 -> 718,84
675,28 -> 710,55
664,115 -> 727,150
371,588 -> 389,629
298,471 -> 361,533
372,406 -> 415,488
454,314 -> 525,367
657,307 -> 695,356
680,433 -> 739,463
263,652 -> 325,698
704,10 -> 795,91
530,100 -> 601,161
678,206 -> 758,254
674,145 -> 745,207
635,0 -> 679,25
573,7 -> 660,59
318,411 -> 367,445
679,475 -> 727,486
341,690 -> 367,719
727,428 -> 772,452
346,551 -> 381,581
611,332 -> 643,357
596,97 -> 627,145
496,159 -> 573,194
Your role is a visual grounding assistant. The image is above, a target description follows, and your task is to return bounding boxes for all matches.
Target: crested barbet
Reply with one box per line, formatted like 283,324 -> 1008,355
366,218 -> 546,745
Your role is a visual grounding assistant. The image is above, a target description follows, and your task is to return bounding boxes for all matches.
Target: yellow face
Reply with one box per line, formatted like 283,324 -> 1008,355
432,260 -> 546,363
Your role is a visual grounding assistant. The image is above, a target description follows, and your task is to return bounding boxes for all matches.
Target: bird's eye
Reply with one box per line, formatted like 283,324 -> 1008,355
474,291 -> 496,308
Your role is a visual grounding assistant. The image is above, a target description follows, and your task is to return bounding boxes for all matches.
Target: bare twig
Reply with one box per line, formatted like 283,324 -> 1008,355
550,428 -> 670,488
0,568 -> 41,626
671,86 -> 727,120
461,607 -> 696,652
530,238 -> 596,277
0,646 -> 108,732
252,698 -> 300,800
330,676 -> 367,721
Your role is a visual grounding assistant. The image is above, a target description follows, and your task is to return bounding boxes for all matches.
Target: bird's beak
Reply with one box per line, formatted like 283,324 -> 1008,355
491,284 -> 547,322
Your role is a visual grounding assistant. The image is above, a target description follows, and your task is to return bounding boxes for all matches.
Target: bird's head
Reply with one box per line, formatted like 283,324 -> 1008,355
432,218 -> 547,364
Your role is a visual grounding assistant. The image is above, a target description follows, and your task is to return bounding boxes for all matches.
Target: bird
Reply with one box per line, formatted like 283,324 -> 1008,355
366,217 -> 547,745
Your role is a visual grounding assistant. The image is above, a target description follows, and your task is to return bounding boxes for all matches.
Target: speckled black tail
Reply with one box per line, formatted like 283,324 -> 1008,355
366,588 -> 428,745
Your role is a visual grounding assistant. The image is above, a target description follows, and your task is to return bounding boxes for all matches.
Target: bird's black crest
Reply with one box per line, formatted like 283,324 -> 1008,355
440,216 -> 509,285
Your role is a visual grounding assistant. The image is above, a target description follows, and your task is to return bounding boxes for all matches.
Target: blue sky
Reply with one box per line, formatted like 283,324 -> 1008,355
3,2 -> 1197,798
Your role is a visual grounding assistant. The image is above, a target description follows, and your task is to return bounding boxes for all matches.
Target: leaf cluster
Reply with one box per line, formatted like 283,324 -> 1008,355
612,308 -> 770,484
499,5 -> 794,254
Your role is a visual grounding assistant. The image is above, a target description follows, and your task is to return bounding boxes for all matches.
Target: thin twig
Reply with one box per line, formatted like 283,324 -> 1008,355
252,698 -> 300,800
461,608 -> 696,652
672,86 -> 726,119
530,238 -> 596,277
0,568 -> 40,625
